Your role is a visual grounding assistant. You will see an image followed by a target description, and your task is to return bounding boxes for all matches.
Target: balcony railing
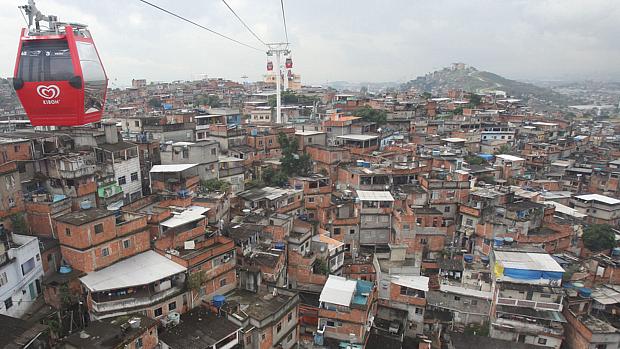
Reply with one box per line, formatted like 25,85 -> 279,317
496,297 -> 562,311
91,285 -> 183,313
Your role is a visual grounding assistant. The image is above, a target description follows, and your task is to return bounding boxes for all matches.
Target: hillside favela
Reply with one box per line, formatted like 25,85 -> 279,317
0,1 -> 619,349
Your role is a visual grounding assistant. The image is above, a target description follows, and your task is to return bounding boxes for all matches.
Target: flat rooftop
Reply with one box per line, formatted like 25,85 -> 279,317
56,208 -> 114,225
159,308 -> 241,348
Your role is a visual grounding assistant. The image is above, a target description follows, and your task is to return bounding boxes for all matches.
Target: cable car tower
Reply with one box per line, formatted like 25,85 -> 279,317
266,43 -> 291,124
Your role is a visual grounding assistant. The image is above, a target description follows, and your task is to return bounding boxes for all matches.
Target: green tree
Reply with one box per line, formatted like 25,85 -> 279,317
453,106 -> 464,115
148,97 -> 161,108
582,224 -> 616,252
201,179 -> 229,192
268,91 -> 299,107
195,95 -> 221,108
10,213 -> 28,235
494,144 -> 512,155
354,106 -> 387,125
468,94 -> 482,107
263,167 -> 289,187
466,156 -> 485,166
277,132 -> 312,177
421,92 -> 432,100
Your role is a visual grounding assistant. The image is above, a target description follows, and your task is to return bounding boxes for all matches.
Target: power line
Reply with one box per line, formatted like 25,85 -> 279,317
138,0 -> 263,52
279,0 -> 289,44
221,0 -> 266,46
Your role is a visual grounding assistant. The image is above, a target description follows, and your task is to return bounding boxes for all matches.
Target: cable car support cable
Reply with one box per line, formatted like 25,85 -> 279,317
221,0 -> 266,46
279,0 -> 289,45
137,0 -> 263,52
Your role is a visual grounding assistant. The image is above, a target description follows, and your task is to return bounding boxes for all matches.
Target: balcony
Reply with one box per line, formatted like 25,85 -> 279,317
91,284 -> 184,314
496,297 -> 562,311
57,165 -> 96,179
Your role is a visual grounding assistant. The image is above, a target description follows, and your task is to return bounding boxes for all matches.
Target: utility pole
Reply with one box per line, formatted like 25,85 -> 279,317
266,43 -> 290,124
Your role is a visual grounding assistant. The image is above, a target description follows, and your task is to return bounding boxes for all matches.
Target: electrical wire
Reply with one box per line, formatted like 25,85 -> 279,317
279,0 -> 289,44
138,0 -> 263,52
221,0 -> 266,46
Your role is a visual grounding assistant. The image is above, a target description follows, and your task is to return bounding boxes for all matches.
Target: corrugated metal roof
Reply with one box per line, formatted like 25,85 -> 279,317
319,275 -> 356,307
356,190 -> 394,202
80,251 -> 187,292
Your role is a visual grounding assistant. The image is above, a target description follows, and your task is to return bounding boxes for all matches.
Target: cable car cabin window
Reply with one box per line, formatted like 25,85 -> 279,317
18,40 -> 74,82
76,41 -> 105,114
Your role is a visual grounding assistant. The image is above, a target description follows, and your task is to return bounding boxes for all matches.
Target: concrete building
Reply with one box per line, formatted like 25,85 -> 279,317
0,233 -> 43,318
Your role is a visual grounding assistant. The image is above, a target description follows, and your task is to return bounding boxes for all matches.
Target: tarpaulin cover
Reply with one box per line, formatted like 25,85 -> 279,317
503,268 -> 563,280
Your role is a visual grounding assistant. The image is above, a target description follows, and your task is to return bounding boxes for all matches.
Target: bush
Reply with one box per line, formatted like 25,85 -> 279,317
582,224 -> 616,252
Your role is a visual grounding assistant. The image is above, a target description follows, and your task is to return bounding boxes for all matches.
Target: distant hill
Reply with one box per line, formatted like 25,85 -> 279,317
401,65 -> 575,105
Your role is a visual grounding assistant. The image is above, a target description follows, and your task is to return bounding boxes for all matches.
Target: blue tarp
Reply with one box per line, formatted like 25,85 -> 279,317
504,268 -> 563,280
477,153 -> 494,161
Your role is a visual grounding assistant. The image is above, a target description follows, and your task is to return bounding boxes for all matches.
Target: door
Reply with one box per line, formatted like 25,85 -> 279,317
28,282 -> 36,300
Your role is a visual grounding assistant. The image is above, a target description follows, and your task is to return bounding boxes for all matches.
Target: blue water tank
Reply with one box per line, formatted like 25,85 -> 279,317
481,256 -> 490,265
356,160 -> 364,167
59,265 -> 73,274
251,129 -> 258,136
213,295 -> 226,308
363,161 -> 371,168
464,255 -> 474,264
612,247 -> 620,256
578,288 -> 592,298
494,237 -> 504,247
563,282 -> 573,289
274,242 -> 285,250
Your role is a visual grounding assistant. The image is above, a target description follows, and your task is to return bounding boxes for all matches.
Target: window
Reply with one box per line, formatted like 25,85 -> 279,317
4,297 -> 13,310
288,312 -> 293,322
211,148 -> 217,155
94,223 -> 104,234
537,338 -> 547,345
131,172 -> 139,182
118,176 -> 126,185
334,228 -> 341,235
471,300 -> 478,306
261,333 -> 266,341
21,257 -> 35,276
75,41 -> 106,112
415,307 -> 423,315
350,229 -> 355,235
454,296 -> 461,301
308,197 -> 315,203
465,218 -> 473,226
154,307 -> 163,317
420,238 -> 428,245
287,332 -> 293,342
0,272 -> 8,287
277,322 -> 282,333
36,254 -> 40,262
123,239 -> 131,249
444,206 -> 450,213
220,278 -> 227,287
134,121 -> 140,127
135,337 -> 143,349
101,247 -> 110,257
246,336 -> 252,345
17,40 -> 74,82
65,228 -> 71,236
169,301 -> 177,311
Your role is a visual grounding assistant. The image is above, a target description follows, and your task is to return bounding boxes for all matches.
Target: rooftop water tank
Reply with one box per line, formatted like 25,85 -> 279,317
251,129 -> 258,136
504,237 -> 514,245
494,237 -> 504,247
59,265 -> 73,274
480,256 -> 490,265
213,295 -> 226,308
464,255 -> 474,264
356,160 -> 364,167
80,200 -> 92,210
274,242 -> 285,251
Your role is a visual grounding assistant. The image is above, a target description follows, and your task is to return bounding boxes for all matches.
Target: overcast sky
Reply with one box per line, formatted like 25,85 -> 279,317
1,0 -> 619,86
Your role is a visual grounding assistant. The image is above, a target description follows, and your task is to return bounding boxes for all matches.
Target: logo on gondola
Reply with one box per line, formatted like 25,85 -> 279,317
36,85 -> 61,104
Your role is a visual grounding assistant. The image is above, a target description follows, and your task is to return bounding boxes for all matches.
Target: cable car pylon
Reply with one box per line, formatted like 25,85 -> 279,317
266,43 -> 290,124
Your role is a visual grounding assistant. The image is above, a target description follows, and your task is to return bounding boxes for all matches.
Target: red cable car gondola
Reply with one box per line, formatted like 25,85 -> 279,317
267,61 -> 273,71
285,57 -> 293,69
12,1 -> 108,126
